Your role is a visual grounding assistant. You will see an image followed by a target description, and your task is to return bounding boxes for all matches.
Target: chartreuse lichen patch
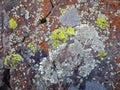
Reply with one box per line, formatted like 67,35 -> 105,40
50,27 -> 74,48
27,43 -> 36,53
60,8 -> 67,14
66,27 -> 75,35
50,28 -> 68,48
4,54 -> 22,68
9,18 -> 18,29
95,17 -> 108,29
97,50 -> 107,60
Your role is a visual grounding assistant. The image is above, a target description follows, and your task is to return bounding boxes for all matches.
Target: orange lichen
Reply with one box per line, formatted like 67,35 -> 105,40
101,0 -> 120,42
39,41 -> 49,55
102,1 -> 120,18
39,41 -> 49,51
41,0 -> 51,17
111,20 -> 120,30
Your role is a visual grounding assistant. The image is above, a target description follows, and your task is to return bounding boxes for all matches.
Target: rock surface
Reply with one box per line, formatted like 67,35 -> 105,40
0,0 -> 120,90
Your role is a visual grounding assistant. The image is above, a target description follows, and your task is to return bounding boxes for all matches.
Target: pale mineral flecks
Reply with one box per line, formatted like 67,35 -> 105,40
37,24 -> 109,84
74,24 -> 106,52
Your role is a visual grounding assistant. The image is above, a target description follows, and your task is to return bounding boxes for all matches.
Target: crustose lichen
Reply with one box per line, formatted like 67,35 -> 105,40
97,50 -> 107,60
95,17 -> 108,29
50,27 -> 74,48
4,54 -> 22,68
9,18 -> 18,29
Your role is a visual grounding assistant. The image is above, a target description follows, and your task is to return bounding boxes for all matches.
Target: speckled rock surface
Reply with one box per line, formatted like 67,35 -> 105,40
0,0 -> 120,90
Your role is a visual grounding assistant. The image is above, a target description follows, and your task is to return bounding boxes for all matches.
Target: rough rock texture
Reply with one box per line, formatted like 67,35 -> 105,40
0,0 -> 120,90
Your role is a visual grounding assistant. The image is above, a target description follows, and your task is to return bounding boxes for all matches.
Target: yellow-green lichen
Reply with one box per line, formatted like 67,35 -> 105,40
95,17 -> 108,29
97,50 -> 107,60
4,54 -> 22,68
27,43 -> 36,53
51,28 -> 68,48
50,27 -> 74,48
66,27 -> 74,35
9,18 -> 18,29
60,8 -> 67,14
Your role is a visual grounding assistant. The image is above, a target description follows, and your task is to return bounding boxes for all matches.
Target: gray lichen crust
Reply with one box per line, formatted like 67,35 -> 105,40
37,24 -> 108,84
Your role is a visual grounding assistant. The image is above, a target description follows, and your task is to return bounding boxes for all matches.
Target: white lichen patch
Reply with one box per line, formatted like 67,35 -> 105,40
75,24 -> 105,51
37,24 -> 109,84
49,43 -> 67,61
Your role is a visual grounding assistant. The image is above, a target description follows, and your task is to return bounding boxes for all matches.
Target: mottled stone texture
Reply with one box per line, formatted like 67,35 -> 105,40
0,0 -> 120,90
